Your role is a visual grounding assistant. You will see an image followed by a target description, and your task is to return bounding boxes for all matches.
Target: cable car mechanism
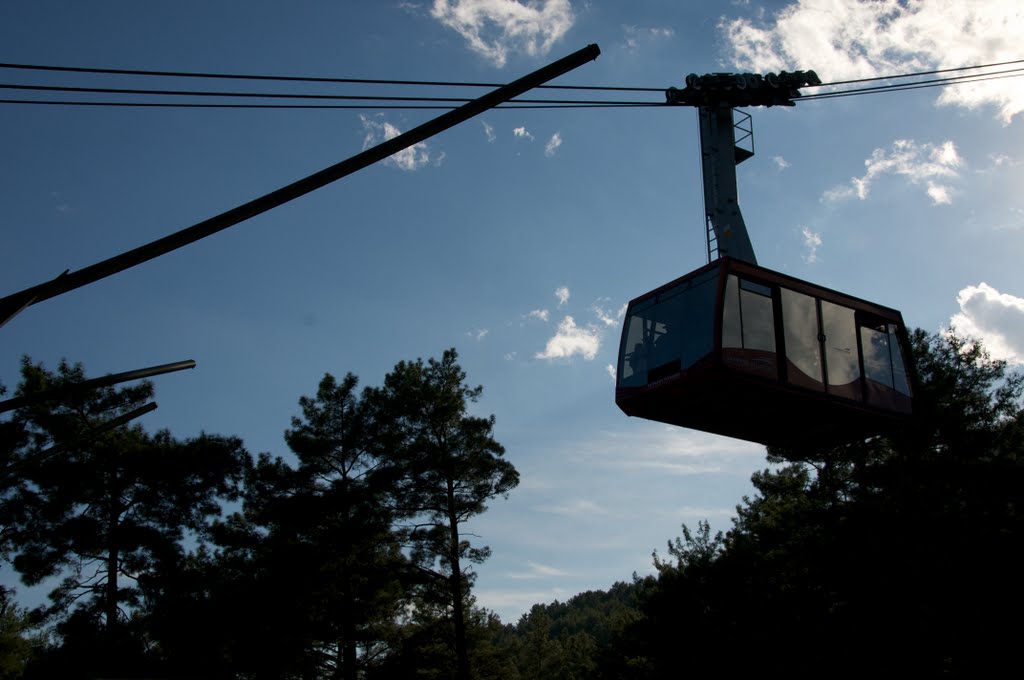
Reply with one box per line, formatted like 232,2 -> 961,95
615,71 -> 914,450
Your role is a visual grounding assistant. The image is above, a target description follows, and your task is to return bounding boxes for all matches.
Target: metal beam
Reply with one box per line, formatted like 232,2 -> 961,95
698,106 -> 757,264
0,44 -> 601,327
0,359 -> 195,413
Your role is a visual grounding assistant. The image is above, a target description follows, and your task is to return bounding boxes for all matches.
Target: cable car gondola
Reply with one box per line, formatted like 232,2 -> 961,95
615,71 -> 914,449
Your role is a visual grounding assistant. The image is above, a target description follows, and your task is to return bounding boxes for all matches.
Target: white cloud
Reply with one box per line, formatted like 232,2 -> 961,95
987,153 -> 1011,169
527,308 -> 550,322
504,351 -> 518,360
431,0 -> 575,68
721,0 -> 1024,123
926,182 -> 953,205
674,505 -> 736,519
536,316 -> 600,360
482,120 -> 496,142
506,561 -> 571,580
359,115 -> 434,171
606,363 -> 616,382
623,24 -> 676,52
991,208 -> 1024,232
513,125 -> 534,141
537,498 -> 610,516
822,139 -> 961,204
592,303 -> 619,327
467,328 -> 490,341
554,286 -> 569,306
773,155 -> 790,170
801,226 -> 822,263
474,587 -> 571,619
579,426 -> 766,476
950,283 -> 1024,365
544,132 -> 562,157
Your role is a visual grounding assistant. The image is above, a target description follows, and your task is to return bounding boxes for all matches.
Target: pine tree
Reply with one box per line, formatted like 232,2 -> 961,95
1,357 -> 247,675
375,349 -> 518,680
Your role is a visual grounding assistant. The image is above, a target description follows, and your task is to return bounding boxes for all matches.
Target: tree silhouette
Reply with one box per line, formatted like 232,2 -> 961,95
1,357 -> 247,676
374,349 -> 518,680
626,329 -> 1024,675
280,372 -> 407,679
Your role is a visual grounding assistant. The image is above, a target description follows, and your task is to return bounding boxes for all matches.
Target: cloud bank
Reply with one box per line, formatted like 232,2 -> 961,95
950,283 -> 1024,365
721,0 -> 1024,123
823,139 -> 961,205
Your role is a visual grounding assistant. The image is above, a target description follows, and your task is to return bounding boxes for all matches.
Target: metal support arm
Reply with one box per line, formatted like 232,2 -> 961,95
698,105 -> 757,265
666,69 -> 821,266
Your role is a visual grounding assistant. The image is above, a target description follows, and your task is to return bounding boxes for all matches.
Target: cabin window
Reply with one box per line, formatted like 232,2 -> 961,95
722,275 -> 777,378
619,270 -> 717,387
780,288 -> 824,391
860,322 -> 912,410
822,301 -> 861,401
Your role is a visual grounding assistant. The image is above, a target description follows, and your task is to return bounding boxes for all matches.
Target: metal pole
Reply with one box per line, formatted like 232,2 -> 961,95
2,402 -> 158,478
0,359 -> 195,413
0,44 -> 601,327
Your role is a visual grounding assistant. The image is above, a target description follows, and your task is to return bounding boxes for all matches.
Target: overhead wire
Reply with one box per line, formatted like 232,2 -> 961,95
0,82 -> 659,106
811,57 -> 1024,88
801,68 -> 1024,101
0,61 -> 664,92
0,99 -> 660,109
0,58 -> 1021,110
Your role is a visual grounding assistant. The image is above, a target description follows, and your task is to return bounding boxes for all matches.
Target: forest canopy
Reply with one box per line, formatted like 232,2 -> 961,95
1,330 -> 1021,678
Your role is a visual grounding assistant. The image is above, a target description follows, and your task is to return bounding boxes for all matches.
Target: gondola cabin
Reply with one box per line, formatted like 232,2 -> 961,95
615,258 -> 913,449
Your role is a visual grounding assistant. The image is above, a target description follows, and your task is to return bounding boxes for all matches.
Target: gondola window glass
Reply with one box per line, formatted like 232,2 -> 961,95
619,310 -> 647,387
781,287 -> 824,391
862,323 -> 912,398
862,324 -> 895,389
646,292 -> 682,383
822,302 -> 861,401
723,276 -> 776,378
619,271 -> 718,388
722,275 -> 742,349
740,280 -> 776,352
723,276 -> 775,352
677,270 -> 718,368
889,325 -> 911,396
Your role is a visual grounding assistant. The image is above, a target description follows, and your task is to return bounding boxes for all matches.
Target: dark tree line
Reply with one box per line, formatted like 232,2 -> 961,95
0,349 -> 517,679
2,329 -> 1021,678
471,328 -> 1024,678
619,329 -> 1024,676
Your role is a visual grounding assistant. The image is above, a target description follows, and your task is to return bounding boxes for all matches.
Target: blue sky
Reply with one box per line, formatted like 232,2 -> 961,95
2,0 -> 1023,624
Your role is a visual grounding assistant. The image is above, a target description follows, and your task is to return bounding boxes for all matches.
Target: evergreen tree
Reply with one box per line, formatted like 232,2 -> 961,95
375,349 -> 518,680
626,329 -> 1024,676
0,587 -> 38,679
148,372 -> 417,679
1,357 -> 247,676
281,372 -> 407,679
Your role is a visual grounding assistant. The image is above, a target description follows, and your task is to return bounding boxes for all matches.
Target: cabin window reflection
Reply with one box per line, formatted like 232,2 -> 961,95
861,323 -> 912,410
722,275 -> 777,378
780,288 -> 823,391
822,301 -> 861,401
